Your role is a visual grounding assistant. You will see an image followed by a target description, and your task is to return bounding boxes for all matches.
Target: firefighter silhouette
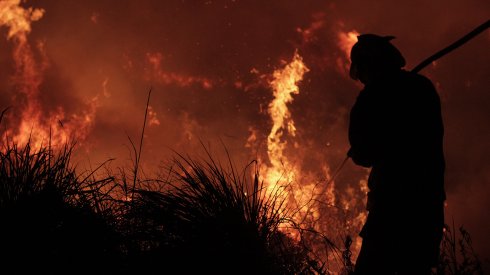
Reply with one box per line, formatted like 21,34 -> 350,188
348,34 -> 445,275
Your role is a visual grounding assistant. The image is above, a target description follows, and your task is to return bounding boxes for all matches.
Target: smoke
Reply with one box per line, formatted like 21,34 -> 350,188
0,0 -> 488,269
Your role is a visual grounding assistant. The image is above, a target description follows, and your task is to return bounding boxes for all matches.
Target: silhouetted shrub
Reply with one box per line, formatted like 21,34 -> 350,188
121,154 -> 314,274
0,142 -> 120,274
435,223 -> 483,275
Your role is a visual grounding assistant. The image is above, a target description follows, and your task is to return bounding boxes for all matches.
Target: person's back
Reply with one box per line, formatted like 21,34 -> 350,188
348,34 -> 445,274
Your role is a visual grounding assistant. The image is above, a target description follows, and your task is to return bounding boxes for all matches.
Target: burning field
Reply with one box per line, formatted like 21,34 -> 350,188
0,0 -> 488,273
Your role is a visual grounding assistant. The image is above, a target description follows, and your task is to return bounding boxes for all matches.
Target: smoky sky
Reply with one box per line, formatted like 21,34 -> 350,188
1,0 -> 489,268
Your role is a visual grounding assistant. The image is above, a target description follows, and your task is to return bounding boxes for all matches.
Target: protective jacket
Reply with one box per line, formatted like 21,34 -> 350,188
349,69 -> 445,266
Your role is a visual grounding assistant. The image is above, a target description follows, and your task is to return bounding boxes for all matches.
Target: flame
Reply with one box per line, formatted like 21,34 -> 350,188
296,13 -> 326,44
0,0 -> 44,40
262,51 -> 332,240
336,30 -> 359,74
264,50 -> 309,191
0,1 -> 96,148
145,52 -> 213,89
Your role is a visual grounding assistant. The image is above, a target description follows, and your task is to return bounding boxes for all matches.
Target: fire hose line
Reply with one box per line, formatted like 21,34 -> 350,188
326,19 -> 490,187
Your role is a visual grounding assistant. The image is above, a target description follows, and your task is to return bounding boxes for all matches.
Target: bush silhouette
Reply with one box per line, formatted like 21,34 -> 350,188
121,155 -> 312,274
0,143 -> 120,274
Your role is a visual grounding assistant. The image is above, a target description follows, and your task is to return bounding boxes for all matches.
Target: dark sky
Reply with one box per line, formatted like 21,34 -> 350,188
0,0 -> 489,269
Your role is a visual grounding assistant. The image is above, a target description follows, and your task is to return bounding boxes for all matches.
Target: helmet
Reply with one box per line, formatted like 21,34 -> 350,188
350,34 -> 406,80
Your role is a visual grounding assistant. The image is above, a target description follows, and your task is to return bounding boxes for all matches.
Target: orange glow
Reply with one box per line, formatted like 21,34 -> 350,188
337,30 -> 359,75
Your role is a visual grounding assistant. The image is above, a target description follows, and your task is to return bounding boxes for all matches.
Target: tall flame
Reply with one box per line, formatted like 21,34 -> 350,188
0,0 -> 96,148
265,51 -> 309,188
263,51 -> 328,239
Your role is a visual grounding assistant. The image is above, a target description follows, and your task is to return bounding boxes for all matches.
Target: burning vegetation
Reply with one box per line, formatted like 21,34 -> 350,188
0,0 -> 97,149
0,0 -> 488,274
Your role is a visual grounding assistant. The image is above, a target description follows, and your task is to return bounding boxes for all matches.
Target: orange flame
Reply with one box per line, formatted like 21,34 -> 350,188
264,51 -> 309,191
0,1 -> 96,148
0,0 -> 44,41
262,51 -> 333,240
145,52 -> 213,89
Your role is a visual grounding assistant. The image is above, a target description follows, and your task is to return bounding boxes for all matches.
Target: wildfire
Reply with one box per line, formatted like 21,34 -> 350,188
0,0 -> 96,148
0,3 -> 369,269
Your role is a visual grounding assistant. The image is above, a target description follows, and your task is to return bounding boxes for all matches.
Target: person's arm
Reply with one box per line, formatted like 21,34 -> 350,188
348,91 -> 376,167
